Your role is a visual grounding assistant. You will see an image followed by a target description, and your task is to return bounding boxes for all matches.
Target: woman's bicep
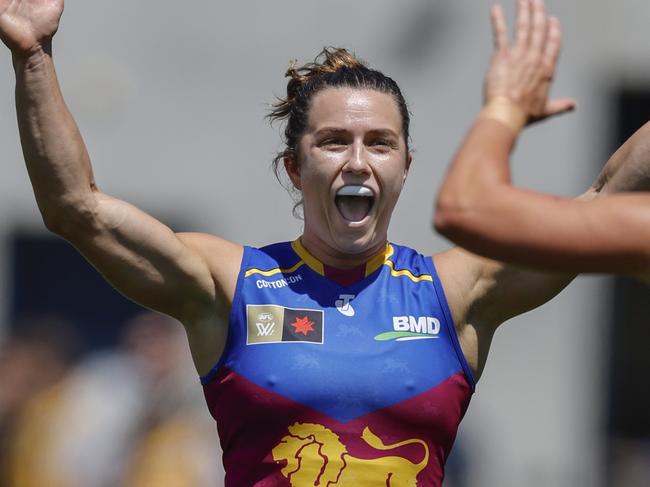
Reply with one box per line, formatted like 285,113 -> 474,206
60,192 -> 233,321
483,191 -> 650,275
438,186 -> 650,275
562,194 -> 650,275
444,194 -> 650,340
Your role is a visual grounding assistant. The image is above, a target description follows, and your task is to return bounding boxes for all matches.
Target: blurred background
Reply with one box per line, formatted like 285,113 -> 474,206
0,1 -> 649,485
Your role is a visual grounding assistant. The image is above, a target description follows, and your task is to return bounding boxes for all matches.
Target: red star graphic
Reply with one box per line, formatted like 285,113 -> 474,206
291,316 -> 315,336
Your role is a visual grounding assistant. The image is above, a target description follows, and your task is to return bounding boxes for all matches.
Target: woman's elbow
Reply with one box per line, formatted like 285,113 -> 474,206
433,194 -> 467,238
39,195 -> 100,239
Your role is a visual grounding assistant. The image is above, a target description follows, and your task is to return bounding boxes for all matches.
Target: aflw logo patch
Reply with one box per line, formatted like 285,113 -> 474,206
246,305 -> 324,345
374,315 -> 441,341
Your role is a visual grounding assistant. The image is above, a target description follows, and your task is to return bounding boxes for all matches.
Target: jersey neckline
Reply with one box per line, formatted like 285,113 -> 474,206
290,239 -> 393,285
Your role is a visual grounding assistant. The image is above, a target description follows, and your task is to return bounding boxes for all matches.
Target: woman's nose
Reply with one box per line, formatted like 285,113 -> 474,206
343,143 -> 371,174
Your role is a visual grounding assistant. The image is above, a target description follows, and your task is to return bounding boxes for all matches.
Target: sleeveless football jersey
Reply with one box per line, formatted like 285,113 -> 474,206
201,240 -> 475,486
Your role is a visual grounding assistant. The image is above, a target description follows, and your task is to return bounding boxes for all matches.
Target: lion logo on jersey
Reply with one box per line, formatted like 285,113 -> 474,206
271,422 -> 429,486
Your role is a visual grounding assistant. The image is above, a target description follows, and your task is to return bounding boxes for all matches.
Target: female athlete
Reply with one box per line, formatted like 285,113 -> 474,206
1,0 -> 646,484
436,0 -> 650,280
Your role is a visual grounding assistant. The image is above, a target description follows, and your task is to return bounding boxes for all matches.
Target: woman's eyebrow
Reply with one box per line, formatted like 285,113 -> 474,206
313,127 -> 348,137
366,129 -> 399,138
313,128 -> 399,138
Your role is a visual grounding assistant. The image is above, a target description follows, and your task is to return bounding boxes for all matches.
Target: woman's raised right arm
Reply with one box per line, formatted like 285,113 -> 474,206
434,0 -> 650,277
2,1 -> 241,339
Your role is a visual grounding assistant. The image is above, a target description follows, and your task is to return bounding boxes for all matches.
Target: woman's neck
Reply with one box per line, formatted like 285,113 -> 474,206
298,234 -> 388,269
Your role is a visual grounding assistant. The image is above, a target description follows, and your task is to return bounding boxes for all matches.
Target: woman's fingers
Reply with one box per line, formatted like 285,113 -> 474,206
529,0 -> 547,54
486,0 -> 572,124
491,4 -> 509,51
543,97 -> 576,118
514,0 -> 531,50
543,16 -> 562,76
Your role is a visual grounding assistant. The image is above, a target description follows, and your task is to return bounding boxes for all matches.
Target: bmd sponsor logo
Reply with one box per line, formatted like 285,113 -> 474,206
374,315 -> 441,341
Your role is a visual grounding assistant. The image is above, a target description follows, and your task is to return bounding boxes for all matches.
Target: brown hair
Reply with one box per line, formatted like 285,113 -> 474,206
268,47 -> 411,216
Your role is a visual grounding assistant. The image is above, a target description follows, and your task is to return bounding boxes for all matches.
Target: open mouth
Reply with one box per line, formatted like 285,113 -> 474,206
335,185 -> 375,222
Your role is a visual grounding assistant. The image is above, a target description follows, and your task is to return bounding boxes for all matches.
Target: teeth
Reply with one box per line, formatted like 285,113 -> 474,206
336,185 -> 373,197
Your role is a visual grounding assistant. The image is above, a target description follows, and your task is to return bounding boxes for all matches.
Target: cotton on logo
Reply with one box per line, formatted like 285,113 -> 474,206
335,294 -> 355,317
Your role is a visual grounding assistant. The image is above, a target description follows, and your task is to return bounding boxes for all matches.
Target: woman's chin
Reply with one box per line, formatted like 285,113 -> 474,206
303,211 -> 387,257
330,228 -> 385,256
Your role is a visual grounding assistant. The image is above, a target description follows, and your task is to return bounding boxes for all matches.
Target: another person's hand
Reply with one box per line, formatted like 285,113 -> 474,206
483,0 -> 575,131
0,0 -> 63,57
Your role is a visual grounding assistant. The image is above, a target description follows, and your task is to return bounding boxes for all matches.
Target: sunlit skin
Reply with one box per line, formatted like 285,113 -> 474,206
285,87 -> 412,269
5,5 -> 650,483
3,0 -> 645,382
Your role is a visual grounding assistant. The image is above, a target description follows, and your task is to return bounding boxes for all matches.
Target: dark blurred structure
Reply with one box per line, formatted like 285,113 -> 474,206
8,231 -> 144,351
606,88 -> 650,487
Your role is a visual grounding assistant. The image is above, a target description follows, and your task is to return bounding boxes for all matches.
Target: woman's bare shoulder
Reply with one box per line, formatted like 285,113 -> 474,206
176,232 -> 244,303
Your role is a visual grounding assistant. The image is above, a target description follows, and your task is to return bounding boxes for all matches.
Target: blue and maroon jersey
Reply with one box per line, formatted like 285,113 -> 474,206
201,240 -> 475,486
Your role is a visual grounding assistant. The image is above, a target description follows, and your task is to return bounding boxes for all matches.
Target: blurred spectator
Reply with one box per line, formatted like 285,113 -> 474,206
0,316 -> 78,486
609,438 -> 650,487
1,312 -> 222,487
121,312 -> 223,487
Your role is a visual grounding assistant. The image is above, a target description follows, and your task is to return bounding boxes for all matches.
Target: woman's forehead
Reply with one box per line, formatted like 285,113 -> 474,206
306,87 -> 403,133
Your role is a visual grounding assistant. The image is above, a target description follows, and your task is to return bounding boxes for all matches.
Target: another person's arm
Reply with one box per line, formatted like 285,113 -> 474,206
434,0 -> 650,277
1,1 -> 240,373
435,120 -> 650,380
433,0 -> 650,382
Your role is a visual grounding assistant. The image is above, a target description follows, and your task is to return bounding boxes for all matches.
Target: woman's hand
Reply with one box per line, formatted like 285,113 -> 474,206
483,0 -> 575,130
0,0 -> 63,57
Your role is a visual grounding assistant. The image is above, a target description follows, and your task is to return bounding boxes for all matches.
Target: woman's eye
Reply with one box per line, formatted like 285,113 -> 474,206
320,139 -> 346,148
370,139 -> 393,149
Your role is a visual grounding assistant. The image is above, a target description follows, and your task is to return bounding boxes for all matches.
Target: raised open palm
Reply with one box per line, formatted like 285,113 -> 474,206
0,0 -> 63,55
485,0 -> 574,125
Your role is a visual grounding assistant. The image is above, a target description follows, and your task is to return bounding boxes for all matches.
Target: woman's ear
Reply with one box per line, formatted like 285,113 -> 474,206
402,153 -> 413,187
284,155 -> 302,190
